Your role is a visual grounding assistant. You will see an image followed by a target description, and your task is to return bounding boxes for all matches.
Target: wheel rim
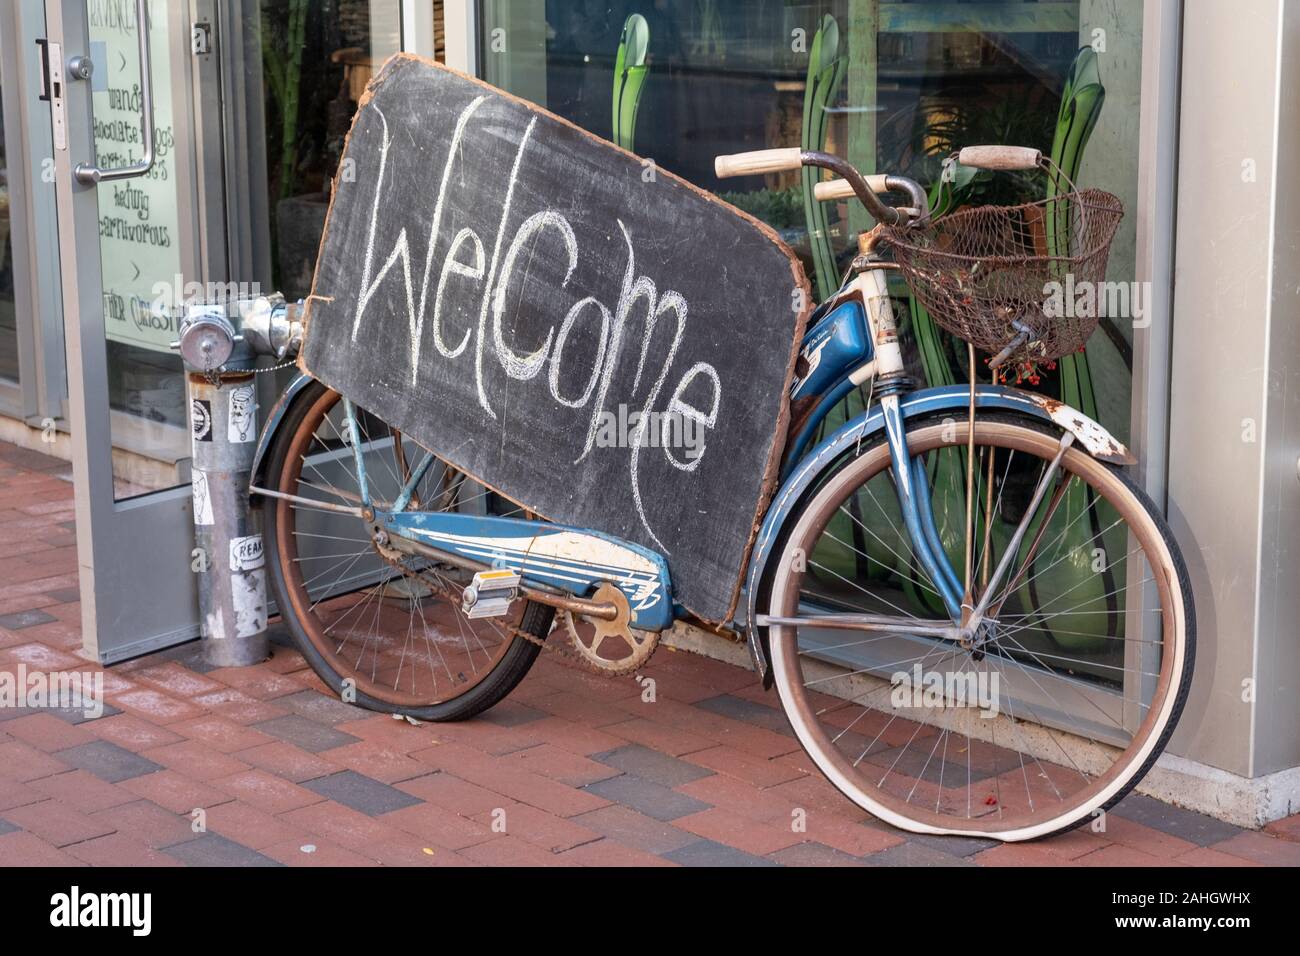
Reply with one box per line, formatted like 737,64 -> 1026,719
272,387 -> 539,709
769,420 -> 1187,839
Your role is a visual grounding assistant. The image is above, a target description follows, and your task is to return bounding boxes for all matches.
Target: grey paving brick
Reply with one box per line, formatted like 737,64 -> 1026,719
584,774 -> 710,822
0,609 -> 58,630
592,744 -> 714,788
909,832 -> 999,858
56,740 -> 164,783
664,839 -> 780,867
0,687 -> 119,724
49,698 -> 121,724
1112,793 -> 1245,846
43,588 -> 82,604
162,832 -> 281,867
0,817 -> 19,836
768,842 -> 871,866
252,714 -> 362,752
302,770 -> 422,816
479,700 -> 547,727
864,841 -> 975,867
570,805 -> 699,855
277,689 -> 369,725
694,694 -> 794,735
1,447 -> 64,471
49,687 -> 122,725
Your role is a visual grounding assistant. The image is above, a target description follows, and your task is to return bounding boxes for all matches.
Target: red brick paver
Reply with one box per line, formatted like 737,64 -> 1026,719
1,438 -> 1297,867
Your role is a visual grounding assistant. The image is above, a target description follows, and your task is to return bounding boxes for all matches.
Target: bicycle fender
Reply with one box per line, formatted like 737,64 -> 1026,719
249,372 -> 318,495
744,384 -> 1133,684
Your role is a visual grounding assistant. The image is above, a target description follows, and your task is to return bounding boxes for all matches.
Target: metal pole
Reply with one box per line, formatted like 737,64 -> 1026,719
174,295 -> 300,667
188,368 -> 268,666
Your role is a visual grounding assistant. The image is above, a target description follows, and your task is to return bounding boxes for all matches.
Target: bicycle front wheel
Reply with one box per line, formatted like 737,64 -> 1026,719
765,413 -> 1193,841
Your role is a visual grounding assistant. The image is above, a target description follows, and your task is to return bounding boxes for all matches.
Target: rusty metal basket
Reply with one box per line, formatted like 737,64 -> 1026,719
881,159 -> 1123,369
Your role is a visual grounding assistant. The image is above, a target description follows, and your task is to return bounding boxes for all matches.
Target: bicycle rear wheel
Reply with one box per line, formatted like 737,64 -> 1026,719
765,413 -> 1193,840
261,380 -> 553,721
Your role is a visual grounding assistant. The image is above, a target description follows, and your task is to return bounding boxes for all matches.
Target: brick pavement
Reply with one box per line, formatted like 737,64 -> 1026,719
1,439 -> 1297,867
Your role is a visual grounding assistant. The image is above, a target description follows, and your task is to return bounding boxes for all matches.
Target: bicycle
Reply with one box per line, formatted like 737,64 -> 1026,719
250,143 -> 1193,841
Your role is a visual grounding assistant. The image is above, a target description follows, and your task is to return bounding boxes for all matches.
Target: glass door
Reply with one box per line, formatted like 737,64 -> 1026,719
1,0 -> 68,423
90,0 -> 195,499
44,0 -> 226,662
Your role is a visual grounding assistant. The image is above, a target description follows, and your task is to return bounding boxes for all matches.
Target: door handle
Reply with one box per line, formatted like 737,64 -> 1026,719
73,0 -> 154,185
35,38 -> 52,101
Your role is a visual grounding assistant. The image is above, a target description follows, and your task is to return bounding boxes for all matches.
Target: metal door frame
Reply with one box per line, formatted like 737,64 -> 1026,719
46,0 -> 224,662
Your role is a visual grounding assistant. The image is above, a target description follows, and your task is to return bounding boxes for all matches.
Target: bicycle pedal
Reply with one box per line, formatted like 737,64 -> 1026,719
461,569 -> 521,619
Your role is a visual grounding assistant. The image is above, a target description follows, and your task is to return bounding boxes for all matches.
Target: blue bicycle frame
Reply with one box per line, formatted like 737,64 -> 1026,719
251,244 -> 1132,673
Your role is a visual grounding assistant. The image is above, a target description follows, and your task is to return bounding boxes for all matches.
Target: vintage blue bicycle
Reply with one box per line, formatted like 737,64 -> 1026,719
250,144 -> 1193,841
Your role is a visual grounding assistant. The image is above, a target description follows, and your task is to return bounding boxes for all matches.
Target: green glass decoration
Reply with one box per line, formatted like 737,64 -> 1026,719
612,14 -> 650,152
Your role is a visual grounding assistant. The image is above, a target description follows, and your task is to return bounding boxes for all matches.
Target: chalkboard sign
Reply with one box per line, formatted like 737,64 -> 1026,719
300,55 -> 811,623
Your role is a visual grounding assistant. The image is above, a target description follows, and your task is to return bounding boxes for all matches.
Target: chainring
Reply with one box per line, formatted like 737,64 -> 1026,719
374,544 -> 656,678
561,582 -> 659,676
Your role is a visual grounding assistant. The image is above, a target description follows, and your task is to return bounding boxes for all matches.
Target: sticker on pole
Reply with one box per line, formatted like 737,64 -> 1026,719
192,472 -> 214,526
191,399 -> 212,443
233,569 -> 267,638
228,383 -> 257,443
229,534 -> 265,572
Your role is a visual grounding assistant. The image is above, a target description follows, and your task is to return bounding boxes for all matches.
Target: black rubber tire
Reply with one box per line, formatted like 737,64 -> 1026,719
260,379 -> 554,722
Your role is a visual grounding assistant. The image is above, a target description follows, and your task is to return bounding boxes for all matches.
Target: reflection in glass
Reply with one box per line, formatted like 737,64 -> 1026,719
261,0 -> 402,301
89,0 -> 188,498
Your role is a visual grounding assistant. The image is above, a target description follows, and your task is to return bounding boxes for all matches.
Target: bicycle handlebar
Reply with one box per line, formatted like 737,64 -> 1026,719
713,147 -> 927,226
813,176 -> 888,202
956,145 -> 1042,171
713,147 -> 803,178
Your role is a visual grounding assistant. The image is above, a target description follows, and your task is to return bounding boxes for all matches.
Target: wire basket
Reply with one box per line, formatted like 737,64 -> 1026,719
882,158 -> 1123,370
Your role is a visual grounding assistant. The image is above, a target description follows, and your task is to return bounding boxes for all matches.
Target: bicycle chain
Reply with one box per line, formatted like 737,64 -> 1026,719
373,547 -> 653,680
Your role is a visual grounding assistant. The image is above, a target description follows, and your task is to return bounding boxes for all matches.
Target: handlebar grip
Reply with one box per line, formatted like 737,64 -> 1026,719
957,145 -> 1042,171
813,174 -> 889,202
714,147 -> 803,178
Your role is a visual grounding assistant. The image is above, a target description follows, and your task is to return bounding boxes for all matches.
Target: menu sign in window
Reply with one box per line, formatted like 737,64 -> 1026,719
89,0 -> 182,353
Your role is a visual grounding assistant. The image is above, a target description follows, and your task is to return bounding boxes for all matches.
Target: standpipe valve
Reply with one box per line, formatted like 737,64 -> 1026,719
170,293 -> 304,667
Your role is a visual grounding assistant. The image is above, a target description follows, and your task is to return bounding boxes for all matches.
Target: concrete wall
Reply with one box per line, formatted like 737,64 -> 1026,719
1167,0 -> 1300,778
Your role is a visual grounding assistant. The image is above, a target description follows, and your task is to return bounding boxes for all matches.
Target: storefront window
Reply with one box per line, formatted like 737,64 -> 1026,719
85,0 -> 404,498
480,0 -> 1141,438
260,0 -> 402,301
479,0 -> 1147,698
